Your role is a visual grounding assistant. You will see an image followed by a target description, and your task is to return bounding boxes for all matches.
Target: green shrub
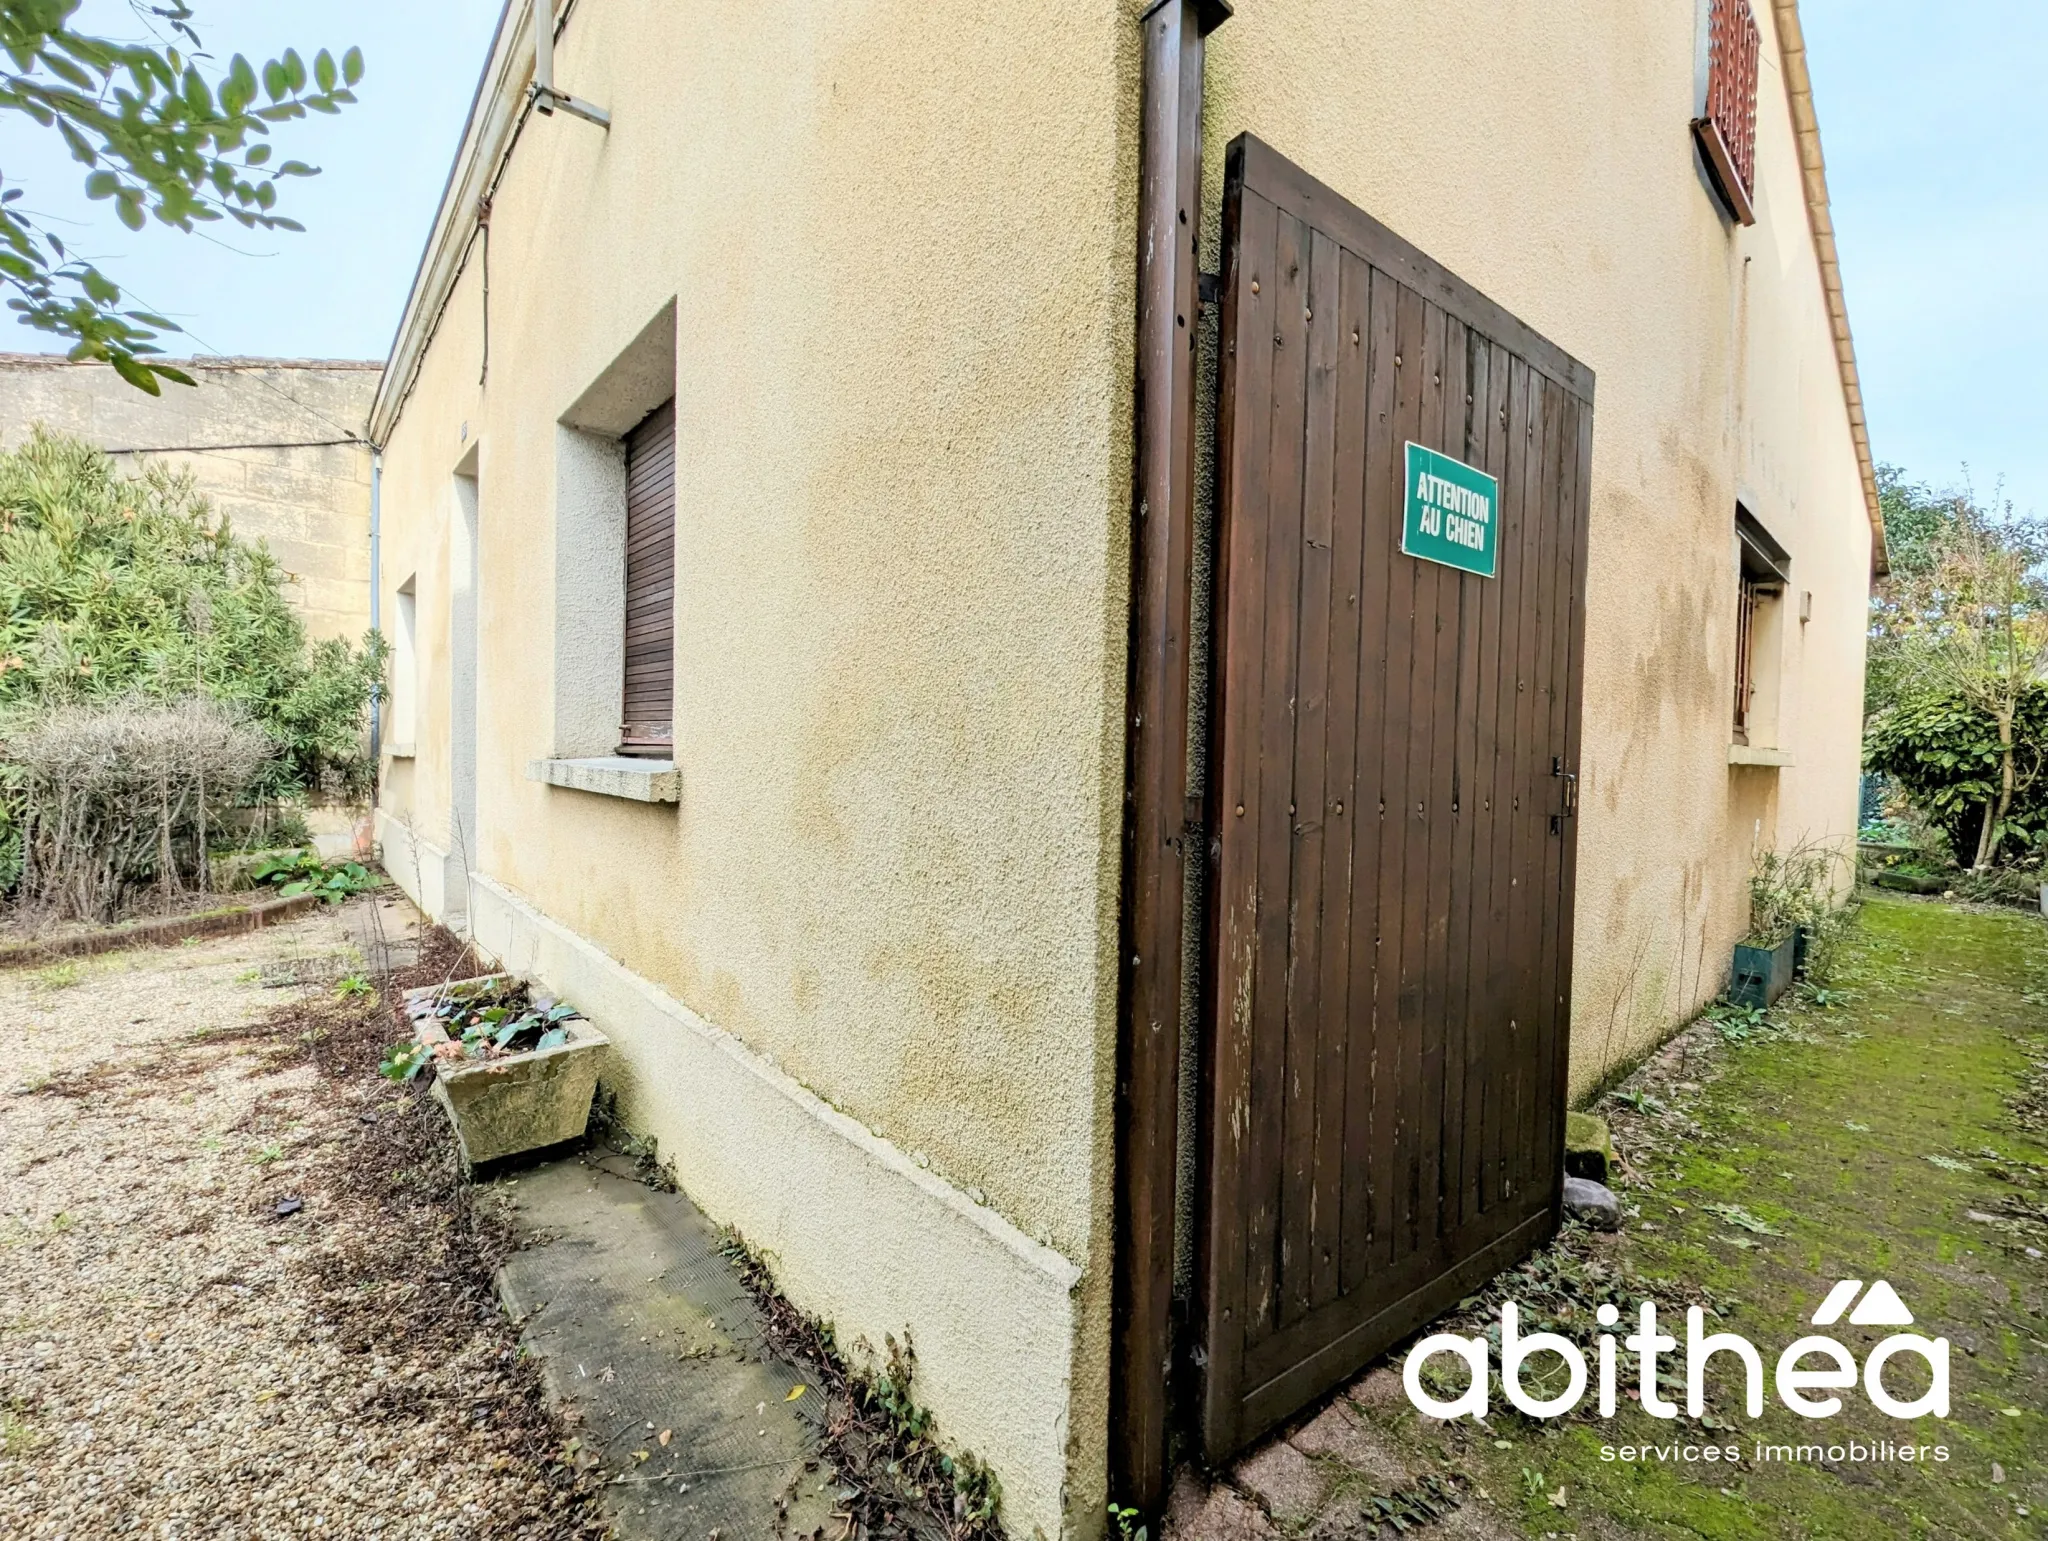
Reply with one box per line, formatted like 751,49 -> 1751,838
0,429 -> 384,803
1744,841 -> 1856,989
1864,686 -> 2048,868
2,695 -> 269,919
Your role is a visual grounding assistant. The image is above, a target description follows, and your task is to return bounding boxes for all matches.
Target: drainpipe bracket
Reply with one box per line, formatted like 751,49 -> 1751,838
530,83 -> 611,129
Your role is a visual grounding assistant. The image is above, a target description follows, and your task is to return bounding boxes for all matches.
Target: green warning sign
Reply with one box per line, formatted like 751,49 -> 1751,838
1401,441 -> 1498,578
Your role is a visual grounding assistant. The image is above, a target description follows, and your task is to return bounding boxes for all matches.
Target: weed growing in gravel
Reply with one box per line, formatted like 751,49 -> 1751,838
251,850 -> 382,905
0,1398 -> 40,1459
1107,1500 -> 1147,1540
30,962 -> 79,991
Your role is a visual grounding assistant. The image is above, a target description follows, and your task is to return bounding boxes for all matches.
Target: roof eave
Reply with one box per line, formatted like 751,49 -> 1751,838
367,0 -> 530,448
1768,0 -> 1889,579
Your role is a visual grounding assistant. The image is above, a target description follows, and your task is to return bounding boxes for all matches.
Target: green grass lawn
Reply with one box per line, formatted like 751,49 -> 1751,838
1360,894 -> 2048,1540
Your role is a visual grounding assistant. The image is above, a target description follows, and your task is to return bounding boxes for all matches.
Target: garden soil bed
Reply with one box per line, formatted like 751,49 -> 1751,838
0,889 -> 321,968
0,898 -> 604,1539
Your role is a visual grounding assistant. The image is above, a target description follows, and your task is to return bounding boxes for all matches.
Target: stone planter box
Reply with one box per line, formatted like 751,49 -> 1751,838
1729,930 -> 1798,1009
404,973 -> 608,1167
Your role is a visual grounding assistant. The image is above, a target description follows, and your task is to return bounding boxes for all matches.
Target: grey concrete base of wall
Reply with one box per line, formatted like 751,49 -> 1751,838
375,811 -> 1082,1540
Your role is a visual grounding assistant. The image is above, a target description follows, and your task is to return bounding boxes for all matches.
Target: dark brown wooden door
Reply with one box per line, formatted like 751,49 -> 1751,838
1195,135 -> 1594,1457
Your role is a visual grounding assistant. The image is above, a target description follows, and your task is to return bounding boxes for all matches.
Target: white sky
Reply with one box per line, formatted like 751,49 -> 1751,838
3,2 -> 2040,515
1801,0 -> 2047,516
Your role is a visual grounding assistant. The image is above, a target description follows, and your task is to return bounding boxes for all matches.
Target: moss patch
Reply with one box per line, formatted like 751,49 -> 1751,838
1334,895 -> 2048,1539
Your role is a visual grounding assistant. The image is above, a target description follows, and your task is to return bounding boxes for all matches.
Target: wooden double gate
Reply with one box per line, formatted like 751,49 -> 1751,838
1194,136 -> 1594,1455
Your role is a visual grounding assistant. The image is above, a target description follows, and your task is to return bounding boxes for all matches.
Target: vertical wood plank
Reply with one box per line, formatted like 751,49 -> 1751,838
1197,175 -> 1275,1457
1309,247 -> 1370,1315
1532,386 -> 1581,1198
1525,382 -> 1567,1202
1280,228 -> 1341,1323
1483,358 -> 1535,1209
1278,228 -> 1339,1327
1388,284 -> 1433,1266
1438,322 -> 1482,1235
1547,400 -> 1595,1211
1416,312 -> 1469,1248
1339,264 -> 1399,1295
1504,372 -> 1559,1204
1243,206 -> 1310,1348
1462,340 -> 1513,1220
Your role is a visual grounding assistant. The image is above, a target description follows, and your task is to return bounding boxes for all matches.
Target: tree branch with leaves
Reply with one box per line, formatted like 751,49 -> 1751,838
1871,482 -> 2048,869
0,1 -> 361,392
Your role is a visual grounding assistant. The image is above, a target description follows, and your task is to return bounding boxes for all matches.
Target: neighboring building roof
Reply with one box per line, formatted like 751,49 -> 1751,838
371,0 -> 1891,580
1768,0 -> 1888,577
0,353 -> 380,455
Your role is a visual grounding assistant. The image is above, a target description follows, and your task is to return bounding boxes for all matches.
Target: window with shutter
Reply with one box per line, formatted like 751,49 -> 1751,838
620,399 -> 675,756
1733,506 -> 1789,744
1694,0 -> 1761,225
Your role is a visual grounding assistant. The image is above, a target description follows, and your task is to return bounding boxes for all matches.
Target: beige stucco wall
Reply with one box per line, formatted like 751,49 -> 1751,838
1203,0 -> 1870,1096
374,0 -> 1872,1531
373,3 -> 1142,1535
0,355 -> 379,642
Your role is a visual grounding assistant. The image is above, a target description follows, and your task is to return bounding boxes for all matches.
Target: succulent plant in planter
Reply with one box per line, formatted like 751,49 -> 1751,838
384,973 -> 609,1167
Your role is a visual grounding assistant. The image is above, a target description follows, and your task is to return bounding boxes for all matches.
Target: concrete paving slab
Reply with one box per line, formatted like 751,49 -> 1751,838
495,1153 -> 839,1541
344,889 -> 424,976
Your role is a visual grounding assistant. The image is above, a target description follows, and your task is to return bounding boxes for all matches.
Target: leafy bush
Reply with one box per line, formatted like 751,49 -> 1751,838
1745,842 -> 1847,947
250,849 -> 381,904
0,429 -> 384,801
1863,686 -> 2048,867
2,696 -> 269,919
1743,841 -> 1855,989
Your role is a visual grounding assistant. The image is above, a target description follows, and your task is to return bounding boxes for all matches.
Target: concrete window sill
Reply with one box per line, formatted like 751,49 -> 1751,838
1728,744 -> 1794,768
386,742 -> 417,760
526,756 -> 680,803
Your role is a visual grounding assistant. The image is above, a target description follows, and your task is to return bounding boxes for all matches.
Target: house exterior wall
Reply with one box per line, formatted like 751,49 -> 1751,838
1202,0 -> 1871,1097
372,1 -> 1872,1533
0,355 -> 379,642
372,4 -> 1140,1535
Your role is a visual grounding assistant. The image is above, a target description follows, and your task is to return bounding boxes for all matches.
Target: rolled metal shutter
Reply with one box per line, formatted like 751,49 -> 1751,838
620,399 -> 675,755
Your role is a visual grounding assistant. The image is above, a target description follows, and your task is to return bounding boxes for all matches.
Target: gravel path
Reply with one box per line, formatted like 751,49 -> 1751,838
0,904 -> 600,1540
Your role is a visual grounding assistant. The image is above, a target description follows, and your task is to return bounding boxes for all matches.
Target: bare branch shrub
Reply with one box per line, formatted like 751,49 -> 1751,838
4,696 -> 269,921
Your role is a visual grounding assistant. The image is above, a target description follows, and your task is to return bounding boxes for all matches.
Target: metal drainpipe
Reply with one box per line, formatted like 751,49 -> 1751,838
368,445 -> 383,779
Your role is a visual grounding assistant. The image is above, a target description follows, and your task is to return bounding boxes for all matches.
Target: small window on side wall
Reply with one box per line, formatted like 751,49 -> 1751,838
391,575 -> 418,750
619,399 -> 676,757
1733,506 -> 1789,745
1694,0 -> 1760,226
